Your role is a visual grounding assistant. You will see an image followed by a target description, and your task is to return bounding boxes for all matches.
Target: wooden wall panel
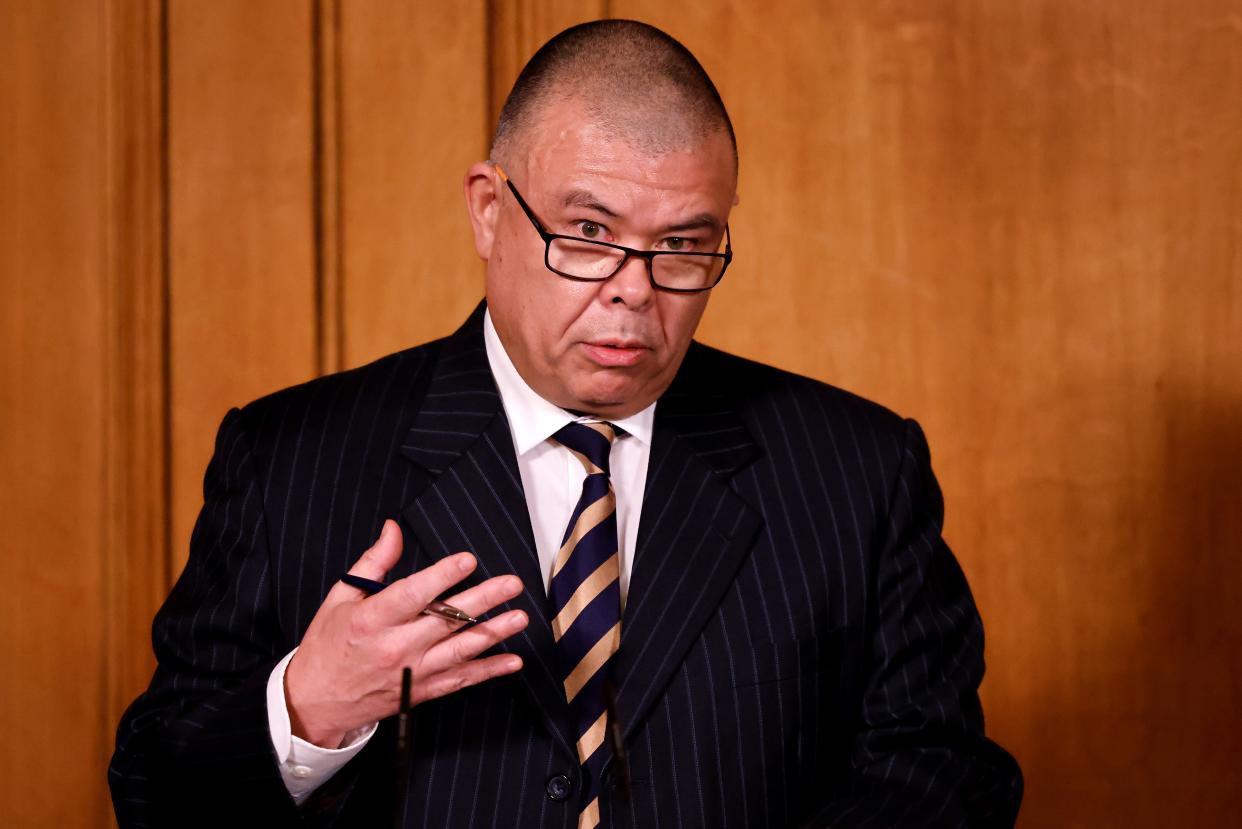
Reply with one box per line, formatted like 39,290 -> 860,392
333,0 -> 490,370
100,0 -> 169,819
2,3 -> 1237,827
167,0 -> 319,568
614,1 -> 1242,825
1,3 -> 109,826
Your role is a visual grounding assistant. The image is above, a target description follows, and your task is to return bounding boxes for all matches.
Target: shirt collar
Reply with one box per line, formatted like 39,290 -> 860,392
483,309 -> 656,456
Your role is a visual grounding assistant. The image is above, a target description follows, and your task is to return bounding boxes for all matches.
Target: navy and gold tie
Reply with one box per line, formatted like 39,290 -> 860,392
549,421 -> 622,829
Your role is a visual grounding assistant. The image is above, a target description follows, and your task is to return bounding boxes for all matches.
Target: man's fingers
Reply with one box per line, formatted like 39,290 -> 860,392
325,519 -> 405,603
366,552 -> 478,627
411,574 -> 526,640
444,574 -> 526,618
418,609 -> 529,675
412,653 -> 525,706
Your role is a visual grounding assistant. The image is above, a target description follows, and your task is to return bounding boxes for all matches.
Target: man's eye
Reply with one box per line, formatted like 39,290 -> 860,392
664,237 -> 692,251
578,221 -> 603,239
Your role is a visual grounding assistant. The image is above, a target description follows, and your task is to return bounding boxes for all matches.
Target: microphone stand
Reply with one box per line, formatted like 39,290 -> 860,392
394,667 -> 412,829
604,681 -> 632,829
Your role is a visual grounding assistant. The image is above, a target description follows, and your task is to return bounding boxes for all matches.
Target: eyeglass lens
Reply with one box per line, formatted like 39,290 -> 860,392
548,238 -> 725,290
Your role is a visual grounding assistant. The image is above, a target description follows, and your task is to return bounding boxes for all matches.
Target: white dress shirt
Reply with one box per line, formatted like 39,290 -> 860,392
266,309 -> 655,802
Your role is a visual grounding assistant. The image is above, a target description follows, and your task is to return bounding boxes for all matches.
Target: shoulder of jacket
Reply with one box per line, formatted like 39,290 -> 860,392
229,337 -> 446,436
685,340 -> 909,435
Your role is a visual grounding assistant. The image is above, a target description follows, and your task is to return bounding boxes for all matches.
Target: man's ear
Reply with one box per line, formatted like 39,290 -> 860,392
463,162 -> 502,260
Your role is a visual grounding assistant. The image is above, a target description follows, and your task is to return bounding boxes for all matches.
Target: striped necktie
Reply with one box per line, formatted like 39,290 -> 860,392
549,421 -> 622,829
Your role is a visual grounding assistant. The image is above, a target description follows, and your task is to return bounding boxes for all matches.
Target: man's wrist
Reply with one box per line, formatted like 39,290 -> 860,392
283,651 -> 350,749
268,649 -> 377,805
287,707 -> 348,750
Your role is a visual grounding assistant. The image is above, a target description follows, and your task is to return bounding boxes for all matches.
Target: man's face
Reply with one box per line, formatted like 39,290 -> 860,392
469,100 -> 737,419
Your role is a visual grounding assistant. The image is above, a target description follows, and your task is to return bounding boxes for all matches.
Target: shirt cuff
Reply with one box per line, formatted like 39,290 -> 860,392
266,648 -> 378,805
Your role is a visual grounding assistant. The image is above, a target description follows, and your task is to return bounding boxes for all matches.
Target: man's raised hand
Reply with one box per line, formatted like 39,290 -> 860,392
284,519 -> 528,748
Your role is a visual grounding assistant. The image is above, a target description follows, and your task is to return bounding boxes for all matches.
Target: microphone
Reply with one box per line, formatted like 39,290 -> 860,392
394,666 -> 412,829
604,680 -> 632,829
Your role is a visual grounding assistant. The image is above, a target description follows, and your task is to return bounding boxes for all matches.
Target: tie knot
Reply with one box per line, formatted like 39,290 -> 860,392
553,421 -> 617,476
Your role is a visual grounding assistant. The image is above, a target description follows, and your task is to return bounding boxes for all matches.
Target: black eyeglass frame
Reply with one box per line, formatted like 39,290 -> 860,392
494,164 -> 732,294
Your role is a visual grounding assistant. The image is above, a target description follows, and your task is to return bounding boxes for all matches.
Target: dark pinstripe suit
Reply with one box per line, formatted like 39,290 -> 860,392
110,303 -> 1022,828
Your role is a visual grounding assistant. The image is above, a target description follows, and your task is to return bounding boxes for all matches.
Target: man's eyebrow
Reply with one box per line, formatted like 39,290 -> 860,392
562,189 -> 620,218
662,214 -> 722,234
561,190 -> 723,234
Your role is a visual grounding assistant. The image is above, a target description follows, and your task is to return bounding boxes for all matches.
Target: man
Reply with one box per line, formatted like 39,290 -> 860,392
111,20 -> 1021,829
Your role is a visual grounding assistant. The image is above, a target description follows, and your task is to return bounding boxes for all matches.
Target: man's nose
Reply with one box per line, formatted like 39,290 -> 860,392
602,255 -> 655,309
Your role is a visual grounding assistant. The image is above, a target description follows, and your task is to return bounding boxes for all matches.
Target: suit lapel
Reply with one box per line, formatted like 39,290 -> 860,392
398,315 -> 764,760
613,343 -> 764,743
399,304 -> 576,761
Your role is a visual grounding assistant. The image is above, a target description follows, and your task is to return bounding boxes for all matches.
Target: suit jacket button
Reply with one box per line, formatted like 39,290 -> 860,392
545,774 -> 573,802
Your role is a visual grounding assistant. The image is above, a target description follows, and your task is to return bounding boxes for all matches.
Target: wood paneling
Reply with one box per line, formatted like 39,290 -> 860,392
314,0 -> 344,374
2,2 -> 118,825
334,0 -> 491,370
2,2 -> 1238,826
167,0 -> 319,568
100,0 -> 169,811
614,2 -> 1242,825
2,1 -> 166,824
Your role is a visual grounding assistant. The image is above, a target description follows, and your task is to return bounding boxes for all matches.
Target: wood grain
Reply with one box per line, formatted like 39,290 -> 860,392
334,0 -> 491,369
166,0 -> 319,571
0,2 -> 110,825
100,0 -> 169,822
2,2 -> 1238,826
613,1 -> 1242,825
314,0 -> 344,375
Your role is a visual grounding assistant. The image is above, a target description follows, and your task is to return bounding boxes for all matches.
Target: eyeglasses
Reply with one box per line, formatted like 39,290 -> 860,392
494,164 -> 732,294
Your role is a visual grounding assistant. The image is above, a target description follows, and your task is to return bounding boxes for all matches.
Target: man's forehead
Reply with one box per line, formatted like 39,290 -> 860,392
517,122 -> 734,222
536,169 -> 732,235
519,99 -> 733,181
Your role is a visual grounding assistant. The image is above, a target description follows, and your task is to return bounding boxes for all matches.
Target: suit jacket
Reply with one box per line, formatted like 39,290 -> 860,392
110,303 -> 1022,828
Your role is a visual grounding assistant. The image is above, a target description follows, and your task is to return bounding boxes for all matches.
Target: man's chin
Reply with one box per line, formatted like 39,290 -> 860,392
571,396 -> 634,418
567,382 -> 650,418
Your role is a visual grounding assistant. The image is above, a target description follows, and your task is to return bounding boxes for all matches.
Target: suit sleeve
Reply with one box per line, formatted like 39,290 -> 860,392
108,407 -> 313,827
806,418 -> 1023,828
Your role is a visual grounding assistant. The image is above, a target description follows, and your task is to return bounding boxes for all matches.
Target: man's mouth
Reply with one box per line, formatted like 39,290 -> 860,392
581,340 -> 649,367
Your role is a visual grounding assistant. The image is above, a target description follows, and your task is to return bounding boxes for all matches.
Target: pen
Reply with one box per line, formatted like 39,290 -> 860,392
340,573 -> 480,624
